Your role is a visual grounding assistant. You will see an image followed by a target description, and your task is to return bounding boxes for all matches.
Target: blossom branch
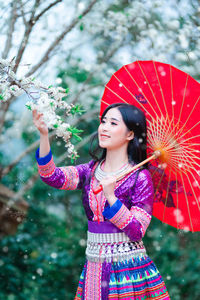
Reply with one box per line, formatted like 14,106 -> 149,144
0,105 -> 98,178
0,59 -> 85,161
26,0 -> 98,77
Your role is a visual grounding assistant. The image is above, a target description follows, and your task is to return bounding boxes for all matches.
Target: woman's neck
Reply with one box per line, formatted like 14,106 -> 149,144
103,148 -> 130,172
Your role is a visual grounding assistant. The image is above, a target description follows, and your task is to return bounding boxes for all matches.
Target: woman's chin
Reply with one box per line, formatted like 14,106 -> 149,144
99,142 -> 106,148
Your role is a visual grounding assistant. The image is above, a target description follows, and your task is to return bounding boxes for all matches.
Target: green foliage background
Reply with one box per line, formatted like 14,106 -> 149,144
1,0 -> 200,299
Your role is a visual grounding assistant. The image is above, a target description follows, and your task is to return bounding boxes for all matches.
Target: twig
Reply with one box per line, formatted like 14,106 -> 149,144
18,0 -> 28,26
0,100 -> 13,135
34,0 -> 62,22
2,1 -> 18,59
13,0 -> 41,72
26,0 -> 98,77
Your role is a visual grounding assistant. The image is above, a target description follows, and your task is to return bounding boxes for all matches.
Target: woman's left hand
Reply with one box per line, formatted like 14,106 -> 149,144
100,176 -> 117,205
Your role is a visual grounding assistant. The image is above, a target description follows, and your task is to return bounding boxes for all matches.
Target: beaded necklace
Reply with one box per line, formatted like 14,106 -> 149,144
94,158 -> 132,182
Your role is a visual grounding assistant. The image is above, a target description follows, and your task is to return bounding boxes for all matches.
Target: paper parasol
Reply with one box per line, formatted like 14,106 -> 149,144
95,60 -> 200,232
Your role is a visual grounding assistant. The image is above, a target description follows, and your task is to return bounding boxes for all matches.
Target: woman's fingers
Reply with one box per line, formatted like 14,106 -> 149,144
33,110 -> 43,122
32,109 -> 48,135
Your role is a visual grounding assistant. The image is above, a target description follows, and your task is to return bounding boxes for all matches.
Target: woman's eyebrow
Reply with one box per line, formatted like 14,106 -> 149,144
103,116 -> 120,121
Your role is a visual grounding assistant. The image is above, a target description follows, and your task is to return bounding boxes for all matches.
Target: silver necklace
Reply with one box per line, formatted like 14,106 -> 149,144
94,159 -> 132,181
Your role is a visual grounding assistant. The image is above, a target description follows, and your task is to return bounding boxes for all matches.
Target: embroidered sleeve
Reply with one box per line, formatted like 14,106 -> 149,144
36,148 -> 93,190
102,169 -> 154,241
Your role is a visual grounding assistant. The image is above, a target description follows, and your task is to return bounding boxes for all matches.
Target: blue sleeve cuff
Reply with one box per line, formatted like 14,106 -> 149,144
35,148 -> 52,165
102,199 -> 122,219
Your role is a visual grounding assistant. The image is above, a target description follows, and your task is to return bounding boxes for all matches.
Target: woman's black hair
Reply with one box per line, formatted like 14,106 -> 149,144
89,103 -> 148,169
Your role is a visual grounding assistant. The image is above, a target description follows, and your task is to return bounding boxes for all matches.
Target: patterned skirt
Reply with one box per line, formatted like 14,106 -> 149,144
74,254 -> 170,300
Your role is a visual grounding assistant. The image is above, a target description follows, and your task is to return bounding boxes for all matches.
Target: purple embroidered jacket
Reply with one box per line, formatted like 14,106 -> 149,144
36,148 -> 154,241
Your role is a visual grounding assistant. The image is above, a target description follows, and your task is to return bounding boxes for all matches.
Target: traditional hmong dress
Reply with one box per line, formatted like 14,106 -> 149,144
36,148 -> 170,300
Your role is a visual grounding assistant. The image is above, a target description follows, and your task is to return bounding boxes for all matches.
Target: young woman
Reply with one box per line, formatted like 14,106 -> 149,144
33,103 -> 170,299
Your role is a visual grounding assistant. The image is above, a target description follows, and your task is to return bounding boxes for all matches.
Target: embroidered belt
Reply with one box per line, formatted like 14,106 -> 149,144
86,231 -> 147,263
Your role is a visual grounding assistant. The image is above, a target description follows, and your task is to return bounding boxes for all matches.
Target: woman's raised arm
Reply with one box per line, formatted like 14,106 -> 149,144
32,109 -> 50,157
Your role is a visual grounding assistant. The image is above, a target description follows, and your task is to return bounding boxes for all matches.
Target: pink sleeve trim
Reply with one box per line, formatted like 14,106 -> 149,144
109,205 -> 132,230
130,206 -> 152,236
37,157 -> 56,178
109,204 -> 152,234
59,166 -> 79,190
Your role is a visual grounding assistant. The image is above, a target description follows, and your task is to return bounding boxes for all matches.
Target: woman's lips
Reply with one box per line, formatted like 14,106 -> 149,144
100,134 -> 110,139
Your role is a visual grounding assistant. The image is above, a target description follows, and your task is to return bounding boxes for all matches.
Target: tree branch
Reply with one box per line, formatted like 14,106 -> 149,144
26,0 -> 98,77
2,1 -> 18,59
13,0 -> 41,72
34,0 -> 62,23
0,99 -> 13,136
18,0 -> 28,26
0,108 -> 99,178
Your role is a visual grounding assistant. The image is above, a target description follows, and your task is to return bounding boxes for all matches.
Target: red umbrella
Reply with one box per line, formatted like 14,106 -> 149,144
98,60 -> 200,232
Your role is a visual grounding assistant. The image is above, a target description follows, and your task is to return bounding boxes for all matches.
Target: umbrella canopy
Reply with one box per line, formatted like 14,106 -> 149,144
99,60 -> 200,232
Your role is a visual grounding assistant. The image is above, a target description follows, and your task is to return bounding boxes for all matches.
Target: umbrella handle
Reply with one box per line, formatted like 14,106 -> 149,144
93,185 -> 103,195
93,151 -> 161,195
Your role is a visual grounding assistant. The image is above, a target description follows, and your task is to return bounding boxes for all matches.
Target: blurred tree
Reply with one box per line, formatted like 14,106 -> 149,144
0,0 -> 200,299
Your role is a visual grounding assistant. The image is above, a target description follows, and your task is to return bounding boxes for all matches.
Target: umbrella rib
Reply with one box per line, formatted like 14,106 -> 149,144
177,95 -> 200,137
177,74 -> 189,125
148,116 -> 172,149
148,163 -> 159,179
133,62 -> 163,116
188,168 -> 200,190
160,116 -> 173,145
179,172 -> 194,232
113,72 -> 155,117
168,147 -> 200,192
162,167 -> 172,223
180,142 -> 200,159
170,65 -> 175,129
104,84 -> 158,127
164,115 -> 176,141
104,86 -> 129,104
178,149 -> 200,178
165,155 -> 182,173
185,171 -> 200,212
184,143 -> 200,147
167,144 -> 199,175
179,150 -> 200,169
175,171 -> 179,229
155,118 -> 166,145
152,168 -> 166,198
153,61 -> 170,123
179,132 -> 200,144
177,121 -> 200,142
121,65 -> 161,120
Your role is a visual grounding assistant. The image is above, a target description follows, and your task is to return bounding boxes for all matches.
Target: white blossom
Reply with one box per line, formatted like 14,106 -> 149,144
0,58 -> 81,160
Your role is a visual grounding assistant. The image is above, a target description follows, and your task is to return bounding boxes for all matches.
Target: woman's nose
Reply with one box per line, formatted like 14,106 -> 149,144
101,123 -> 109,131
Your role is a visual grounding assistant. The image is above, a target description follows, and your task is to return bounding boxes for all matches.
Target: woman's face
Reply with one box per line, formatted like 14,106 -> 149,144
98,107 -> 134,150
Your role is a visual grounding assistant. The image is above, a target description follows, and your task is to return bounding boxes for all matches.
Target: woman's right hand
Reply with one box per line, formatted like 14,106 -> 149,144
32,109 -> 48,136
